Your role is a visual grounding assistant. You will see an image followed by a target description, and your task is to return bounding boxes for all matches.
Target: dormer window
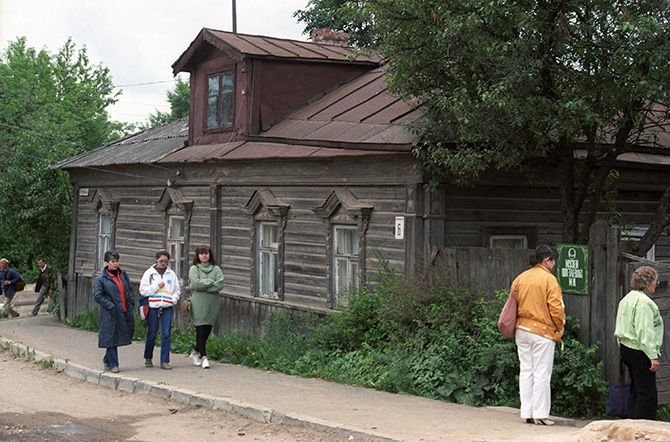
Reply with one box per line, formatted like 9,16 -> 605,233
207,72 -> 233,128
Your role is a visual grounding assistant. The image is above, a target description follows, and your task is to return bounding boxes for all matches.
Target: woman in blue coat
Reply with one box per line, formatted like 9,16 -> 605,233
94,250 -> 135,373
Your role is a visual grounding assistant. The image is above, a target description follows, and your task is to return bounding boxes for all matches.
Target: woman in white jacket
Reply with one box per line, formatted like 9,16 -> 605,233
139,250 -> 180,369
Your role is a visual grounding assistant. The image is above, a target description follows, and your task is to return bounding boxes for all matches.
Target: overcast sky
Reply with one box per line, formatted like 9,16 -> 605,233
0,0 -> 309,125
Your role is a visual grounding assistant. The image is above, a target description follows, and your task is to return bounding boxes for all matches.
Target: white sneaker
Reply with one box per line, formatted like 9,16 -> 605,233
189,351 -> 201,366
201,357 -> 210,369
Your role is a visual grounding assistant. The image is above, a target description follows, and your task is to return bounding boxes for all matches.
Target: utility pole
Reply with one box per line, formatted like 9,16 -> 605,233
232,0 -> 237,33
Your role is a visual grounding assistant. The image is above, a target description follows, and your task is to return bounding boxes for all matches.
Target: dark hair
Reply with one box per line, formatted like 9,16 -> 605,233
104,250 -> 120,262
631,266 -> 658,290
37,258 -> 45,263
155,250 -> 170,260
529,244 -> 558,266
192,245 -> 215,265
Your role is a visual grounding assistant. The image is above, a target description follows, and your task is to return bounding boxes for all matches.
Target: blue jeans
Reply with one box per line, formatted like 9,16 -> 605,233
144,307 -> 173,364
104,347 -> 119,369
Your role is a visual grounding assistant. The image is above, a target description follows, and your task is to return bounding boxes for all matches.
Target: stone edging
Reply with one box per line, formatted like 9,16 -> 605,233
0,337 -> 396,441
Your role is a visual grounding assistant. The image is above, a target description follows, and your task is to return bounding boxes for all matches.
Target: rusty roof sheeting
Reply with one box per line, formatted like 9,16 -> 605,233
54,118 -> 188,169
159,141 -> 400,163
261,66 -> 420,148
173,28 -> 381,74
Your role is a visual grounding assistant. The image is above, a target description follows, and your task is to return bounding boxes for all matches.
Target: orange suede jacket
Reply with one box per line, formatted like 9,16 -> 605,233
513,265 -> 565,342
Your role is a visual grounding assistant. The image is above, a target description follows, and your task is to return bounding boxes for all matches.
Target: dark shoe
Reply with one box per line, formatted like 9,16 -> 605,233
145,358 -> 153,368
104,363 -> 111,371
524,418 -> 533,424
160,363 -> 171,370
533,418 -> 555,426
32,312 -> 38,316
110,366 -> 119,373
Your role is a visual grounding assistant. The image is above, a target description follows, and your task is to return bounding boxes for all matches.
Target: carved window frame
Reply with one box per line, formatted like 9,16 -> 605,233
157,187 -> 193,280
243,189 -> 289,300
92,190 -> 119,271
312,189 -> 373,308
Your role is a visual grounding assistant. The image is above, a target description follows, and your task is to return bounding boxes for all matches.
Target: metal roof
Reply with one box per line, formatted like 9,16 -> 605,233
260,66 -> 420,149
54,118 -> 188,169
159,140 -> 400,164
173,28 -> 381,74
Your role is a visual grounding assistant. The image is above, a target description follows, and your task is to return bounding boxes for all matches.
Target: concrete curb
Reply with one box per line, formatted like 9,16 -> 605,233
0,337 -> 398,441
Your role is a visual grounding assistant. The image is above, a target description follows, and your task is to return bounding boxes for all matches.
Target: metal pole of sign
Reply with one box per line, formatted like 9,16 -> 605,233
232,0 -> 237,33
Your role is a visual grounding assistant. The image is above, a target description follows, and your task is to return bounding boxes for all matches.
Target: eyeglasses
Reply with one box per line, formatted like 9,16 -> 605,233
157,259 -> 169,263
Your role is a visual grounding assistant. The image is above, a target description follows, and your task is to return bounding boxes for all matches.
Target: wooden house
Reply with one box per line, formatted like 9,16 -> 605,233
57,28 -> 670,333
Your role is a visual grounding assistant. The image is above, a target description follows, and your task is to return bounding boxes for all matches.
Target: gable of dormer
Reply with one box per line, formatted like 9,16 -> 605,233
172,28 -> 380,146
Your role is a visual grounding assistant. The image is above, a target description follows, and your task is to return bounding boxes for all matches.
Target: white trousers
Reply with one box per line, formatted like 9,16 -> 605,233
515,329 -> 555,419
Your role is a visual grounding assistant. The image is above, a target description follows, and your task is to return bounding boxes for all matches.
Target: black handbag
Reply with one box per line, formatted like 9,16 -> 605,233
606,360 -> 629,418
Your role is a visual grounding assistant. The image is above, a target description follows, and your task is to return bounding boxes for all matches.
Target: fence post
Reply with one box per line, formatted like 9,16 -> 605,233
57,271 -> 66,321
588,220 -> 608,363
604,224 -> 621,383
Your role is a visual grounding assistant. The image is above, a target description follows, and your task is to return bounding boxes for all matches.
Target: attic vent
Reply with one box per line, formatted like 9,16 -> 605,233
311,28 -> 349,46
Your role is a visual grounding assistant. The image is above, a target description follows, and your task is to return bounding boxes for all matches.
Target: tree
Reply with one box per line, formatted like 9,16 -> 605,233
0,37 -> 123,275
139,77 -> 189,130
367,0 -> 670,248
294,0 -> 377,48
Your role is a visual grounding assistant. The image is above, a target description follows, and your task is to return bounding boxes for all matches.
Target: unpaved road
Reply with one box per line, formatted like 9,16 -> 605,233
0,350 -> 342,441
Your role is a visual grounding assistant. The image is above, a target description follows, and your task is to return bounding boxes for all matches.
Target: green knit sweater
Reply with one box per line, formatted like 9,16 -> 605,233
188,263 -> 224,326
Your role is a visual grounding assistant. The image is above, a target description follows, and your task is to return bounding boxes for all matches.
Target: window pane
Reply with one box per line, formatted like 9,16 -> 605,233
261,251 -> 271,294
208,76 -> 219,95
207,96 -> 218,128
222,92 -> 233,125
221,73 -> 233,91
261,224 -> 277,248
272,252 -> 279,293
336,258 -> 349,294
350,262 -> 359,290
169,216 -> 184,239
490,236 -> 526,249
336,227 -> 358,254
100,215 -> 111,234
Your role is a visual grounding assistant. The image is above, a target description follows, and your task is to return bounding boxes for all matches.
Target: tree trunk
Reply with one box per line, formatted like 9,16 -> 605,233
634,184 -> 670,257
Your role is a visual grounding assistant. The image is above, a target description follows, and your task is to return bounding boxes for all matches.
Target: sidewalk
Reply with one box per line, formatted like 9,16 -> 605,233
0,295 -> 584,441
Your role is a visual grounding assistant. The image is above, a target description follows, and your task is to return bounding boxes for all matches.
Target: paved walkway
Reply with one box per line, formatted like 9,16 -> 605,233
1,291 -> 586,441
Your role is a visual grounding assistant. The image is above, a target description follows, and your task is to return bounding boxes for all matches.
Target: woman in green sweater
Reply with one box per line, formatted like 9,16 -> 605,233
188,245 -> 224,369
614,265 -> 662,419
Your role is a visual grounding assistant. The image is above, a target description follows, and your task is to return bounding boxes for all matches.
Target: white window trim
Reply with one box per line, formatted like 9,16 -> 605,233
489,234 -> 528,249
168,215 -> 185,278
622,226 -> 656,261
258,222 -> 279,297
97,213 -> 112,270
333,225 -> 360,299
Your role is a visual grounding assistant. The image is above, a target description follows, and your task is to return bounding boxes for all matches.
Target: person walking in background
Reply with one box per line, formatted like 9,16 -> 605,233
0,258 -> 21,317
32,258 -> 54,316
188,245 -> 224,369
614,266 -> 663,420
139,250 -> 180,370
94,250 -> 135,373
513,245 -> 565,426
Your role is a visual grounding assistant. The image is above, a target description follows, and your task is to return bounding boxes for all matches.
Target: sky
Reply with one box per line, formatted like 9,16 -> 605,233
0,0 -> 309,125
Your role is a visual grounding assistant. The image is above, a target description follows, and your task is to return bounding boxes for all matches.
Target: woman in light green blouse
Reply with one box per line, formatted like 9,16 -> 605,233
614,266 -> 662,420
187,245 -> 224,369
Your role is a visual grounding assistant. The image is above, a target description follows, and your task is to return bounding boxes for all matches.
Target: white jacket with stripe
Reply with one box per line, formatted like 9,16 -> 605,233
139,265 -> 180,309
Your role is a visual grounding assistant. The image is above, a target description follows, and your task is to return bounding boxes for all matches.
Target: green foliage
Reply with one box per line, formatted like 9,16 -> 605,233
293,0 -> 377,48
67,266 -> 609,417
365,0 -> 670,242
65,306 -> 99,331
138,77 -> 189,130
0,37 -> 124,276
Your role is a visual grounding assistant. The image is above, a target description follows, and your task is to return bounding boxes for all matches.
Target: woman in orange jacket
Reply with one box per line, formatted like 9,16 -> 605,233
512,244 -> 565,425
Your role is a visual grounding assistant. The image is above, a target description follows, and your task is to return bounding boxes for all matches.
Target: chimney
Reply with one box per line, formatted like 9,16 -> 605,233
311,28 -> 349,47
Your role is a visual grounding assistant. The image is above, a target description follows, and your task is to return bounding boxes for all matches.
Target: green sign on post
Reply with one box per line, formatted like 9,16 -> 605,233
556,244 -> 589,295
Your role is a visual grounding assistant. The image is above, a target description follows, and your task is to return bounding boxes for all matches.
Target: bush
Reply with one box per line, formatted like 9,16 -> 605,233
65,262 -> 609,418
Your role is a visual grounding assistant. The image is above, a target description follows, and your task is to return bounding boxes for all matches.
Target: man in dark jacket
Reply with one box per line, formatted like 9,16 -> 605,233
32,258 -> 55,316
0,258 -> 21,317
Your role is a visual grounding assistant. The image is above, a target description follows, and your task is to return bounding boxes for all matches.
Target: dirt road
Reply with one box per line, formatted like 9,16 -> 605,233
0,350 -> 342,441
